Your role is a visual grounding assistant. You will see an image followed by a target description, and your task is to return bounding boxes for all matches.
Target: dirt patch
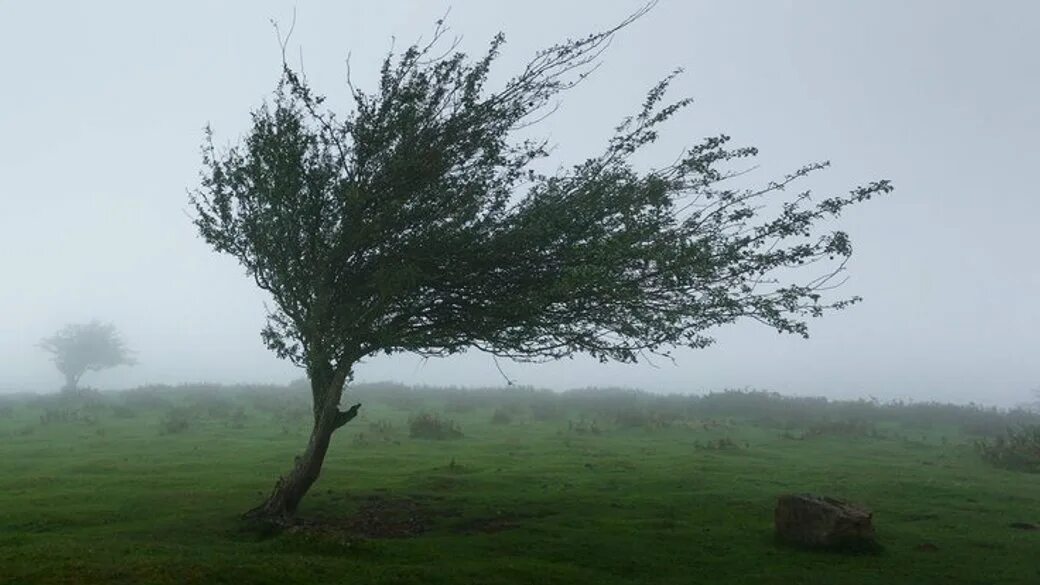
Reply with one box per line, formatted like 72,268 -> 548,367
341,495 -> 430,538
285,495 -> 436,539
1009,522 -> 1038,531
285,495 -> 546,540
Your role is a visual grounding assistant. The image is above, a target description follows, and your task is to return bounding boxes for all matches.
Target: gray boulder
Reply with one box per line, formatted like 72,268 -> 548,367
775,493 -> 877,550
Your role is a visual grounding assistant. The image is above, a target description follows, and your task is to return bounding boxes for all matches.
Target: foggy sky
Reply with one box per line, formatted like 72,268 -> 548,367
1,1 -> 1037,405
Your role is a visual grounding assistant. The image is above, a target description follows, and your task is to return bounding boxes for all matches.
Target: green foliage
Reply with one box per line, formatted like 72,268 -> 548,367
568,417 -> 603,435
159,408 -> 192,435
490,408 -> 514,425
353,420 -> 397,447
39,407 -> 97,426
528,399 -> 564,422
696,437 -> 741,451
227,407 -> 249,429
368,419 -> 395,436
976,425 -> 1040,473
408,413 -> 463,440
190,7 -> 891,411
612,407 -> 680,430
802,419 -> 879,439
37,321 -> 135,391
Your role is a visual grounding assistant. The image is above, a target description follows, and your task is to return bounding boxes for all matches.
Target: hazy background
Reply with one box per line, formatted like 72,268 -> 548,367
1,1 -> 1036,405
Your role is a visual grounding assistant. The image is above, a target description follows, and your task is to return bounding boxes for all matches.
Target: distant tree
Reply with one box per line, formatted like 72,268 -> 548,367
192,5 -> 891,525
38,321 -> 135,392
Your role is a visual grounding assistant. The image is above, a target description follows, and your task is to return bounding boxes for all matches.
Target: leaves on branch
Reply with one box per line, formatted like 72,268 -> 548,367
38,321 -> 136,388
191,3 -> 891,396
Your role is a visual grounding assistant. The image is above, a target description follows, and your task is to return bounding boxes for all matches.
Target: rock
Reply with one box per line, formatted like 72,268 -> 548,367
775,493 -> 877,551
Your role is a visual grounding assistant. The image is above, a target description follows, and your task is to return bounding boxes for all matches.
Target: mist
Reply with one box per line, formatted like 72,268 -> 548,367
1,0 -> 1037,406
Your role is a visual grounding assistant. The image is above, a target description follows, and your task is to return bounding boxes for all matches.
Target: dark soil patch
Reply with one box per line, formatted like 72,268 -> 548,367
1009,522 -> 1038,530
284,495 -> 438,539
276,495 -> 550,540
341,495 -> 430,538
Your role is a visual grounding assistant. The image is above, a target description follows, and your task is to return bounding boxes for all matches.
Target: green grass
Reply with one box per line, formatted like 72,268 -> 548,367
0,386 -> 1037,584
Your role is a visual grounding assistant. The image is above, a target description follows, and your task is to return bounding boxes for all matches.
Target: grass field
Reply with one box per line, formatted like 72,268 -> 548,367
1,383 -> 1038,584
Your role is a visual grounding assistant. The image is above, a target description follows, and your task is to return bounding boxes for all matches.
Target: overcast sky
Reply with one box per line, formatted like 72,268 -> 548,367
1,1 -> 1037,405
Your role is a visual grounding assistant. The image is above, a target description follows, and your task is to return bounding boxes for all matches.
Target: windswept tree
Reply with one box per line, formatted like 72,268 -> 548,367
192,6 -> 891,524
39,321 -> 135,392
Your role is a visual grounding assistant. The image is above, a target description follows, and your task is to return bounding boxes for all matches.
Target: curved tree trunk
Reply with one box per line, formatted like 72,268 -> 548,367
245,365 -> 360,527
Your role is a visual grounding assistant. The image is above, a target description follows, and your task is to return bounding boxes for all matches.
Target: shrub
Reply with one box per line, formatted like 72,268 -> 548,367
491,408 -> 513,425
802,419 -> 878,439
368,419 -> 395,436
273,405 -> 310,426
39,408 -> 96,426
408,413 -> 463,440
567,417 -> 602,435
351,420 -> 397,446
976,425 -> 1040,473
227,407 -> 249,429
613,408 -> 678,430
110,404 -> 138,419
188,394 -> 236,420
159,408 -> 192,435
529,401 -> 564,422
696,437 -> 740,450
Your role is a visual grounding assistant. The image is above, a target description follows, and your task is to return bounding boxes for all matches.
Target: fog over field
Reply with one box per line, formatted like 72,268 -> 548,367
1,1 -> 1037,405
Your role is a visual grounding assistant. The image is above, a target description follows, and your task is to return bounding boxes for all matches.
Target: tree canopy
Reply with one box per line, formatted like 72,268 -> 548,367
193,20 -> 890,384
39,321 -> 135,392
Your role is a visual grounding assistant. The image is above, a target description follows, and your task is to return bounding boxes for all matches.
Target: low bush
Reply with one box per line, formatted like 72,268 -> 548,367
696,437 -> 742,450
227,407 -> 249,429
613,408 -> 678,430
189,395 -> 236,420
408,413 -> 463,440
490,408 -> 513,425
529,401 -> 564,421
802,419 -> 879,439
159,408 -> 192,435
976,425 -> 1040,473
568,418 -> 602,435
110,405 -> 138,419
369,419 -> 395,435
354,419 -> 397,445
39,408 -> 96,426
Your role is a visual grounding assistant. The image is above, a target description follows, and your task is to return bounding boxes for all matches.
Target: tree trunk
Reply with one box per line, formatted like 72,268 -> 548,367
244,365 -> 360,527
62,371 -> 81,393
